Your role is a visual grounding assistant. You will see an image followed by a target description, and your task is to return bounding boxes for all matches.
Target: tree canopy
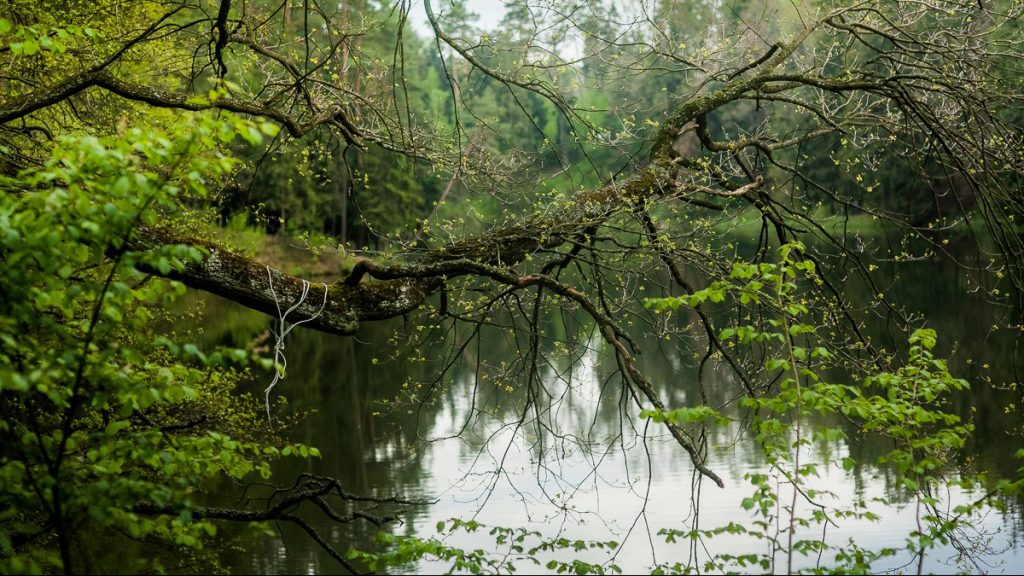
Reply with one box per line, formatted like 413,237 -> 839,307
2,0 -> 1024,573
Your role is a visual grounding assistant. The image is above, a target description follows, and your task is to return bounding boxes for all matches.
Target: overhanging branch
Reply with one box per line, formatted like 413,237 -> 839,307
0,70 -> 362,145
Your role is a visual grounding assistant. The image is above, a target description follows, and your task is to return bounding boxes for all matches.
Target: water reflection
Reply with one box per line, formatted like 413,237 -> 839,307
208,249 -> 1024,574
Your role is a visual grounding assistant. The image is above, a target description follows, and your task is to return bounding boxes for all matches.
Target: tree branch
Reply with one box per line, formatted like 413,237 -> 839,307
0,70 -> 361,145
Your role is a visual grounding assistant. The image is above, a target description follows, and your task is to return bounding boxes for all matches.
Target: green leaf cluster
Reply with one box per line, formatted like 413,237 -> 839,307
636,244 -> 1016,573
0,117 -> 314,574
346,518 -> 621,575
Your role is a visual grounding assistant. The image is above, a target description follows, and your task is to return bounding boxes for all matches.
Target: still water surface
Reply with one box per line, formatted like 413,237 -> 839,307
210,250 -> 1024,574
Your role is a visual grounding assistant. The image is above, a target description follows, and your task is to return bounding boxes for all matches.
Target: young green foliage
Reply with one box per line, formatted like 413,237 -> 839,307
0,117 -> 312,574
644,244 -> 1000,573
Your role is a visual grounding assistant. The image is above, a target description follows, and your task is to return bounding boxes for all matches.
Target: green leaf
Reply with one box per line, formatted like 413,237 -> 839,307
243,126 -> 263,145
103,306 -> 123,322
909,328 -> 937,350
105,420 -> 130,435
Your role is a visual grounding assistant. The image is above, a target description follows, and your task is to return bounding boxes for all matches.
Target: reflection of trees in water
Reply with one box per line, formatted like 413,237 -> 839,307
210,314 -> 444,574
211,232 -> 1024,572
445,244 -> 1023,546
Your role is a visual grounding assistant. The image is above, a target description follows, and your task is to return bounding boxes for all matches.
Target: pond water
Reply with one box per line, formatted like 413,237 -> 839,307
207,245 -> 1024,574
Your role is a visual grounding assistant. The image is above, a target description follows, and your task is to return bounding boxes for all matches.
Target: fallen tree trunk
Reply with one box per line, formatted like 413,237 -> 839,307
134,164 -> 681,336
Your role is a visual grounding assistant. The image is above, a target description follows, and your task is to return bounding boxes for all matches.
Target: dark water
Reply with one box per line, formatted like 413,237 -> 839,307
206,241 -> 1024,574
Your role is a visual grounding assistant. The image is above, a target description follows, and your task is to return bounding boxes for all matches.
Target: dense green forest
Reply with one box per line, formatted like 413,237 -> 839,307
2,0 -> 1024,573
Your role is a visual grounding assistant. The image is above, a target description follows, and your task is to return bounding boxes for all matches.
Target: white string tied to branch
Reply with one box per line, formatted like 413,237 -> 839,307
264,265 -> 329,421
